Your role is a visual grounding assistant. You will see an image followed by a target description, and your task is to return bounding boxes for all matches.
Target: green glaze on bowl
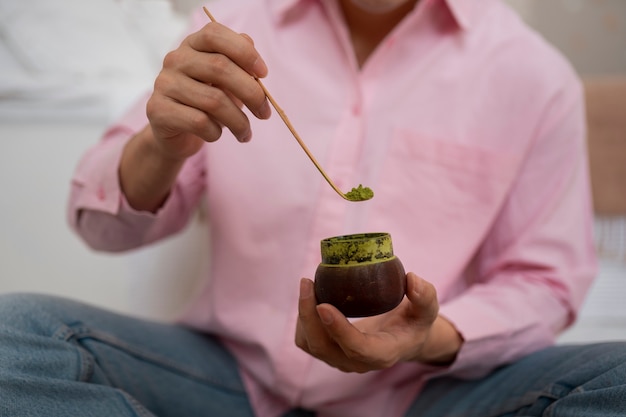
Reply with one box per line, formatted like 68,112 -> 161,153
320,232 -> 393,266
315,232 -> 406,317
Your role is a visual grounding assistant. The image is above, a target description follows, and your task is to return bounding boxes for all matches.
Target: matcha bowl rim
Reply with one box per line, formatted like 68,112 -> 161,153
319,232 -> 395,266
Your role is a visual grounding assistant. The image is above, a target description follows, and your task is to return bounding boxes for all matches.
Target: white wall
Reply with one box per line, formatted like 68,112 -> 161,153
505,0 -> 626,76
0,123 -> 130,314
0,0 -> 204,320
0,122 -> 208,320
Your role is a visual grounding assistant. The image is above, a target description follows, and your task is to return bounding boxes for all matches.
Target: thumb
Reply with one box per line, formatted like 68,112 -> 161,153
405,272 -> 439,326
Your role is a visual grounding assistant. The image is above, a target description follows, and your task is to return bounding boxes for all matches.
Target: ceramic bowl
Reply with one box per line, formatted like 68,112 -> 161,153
314,232 -> 406,317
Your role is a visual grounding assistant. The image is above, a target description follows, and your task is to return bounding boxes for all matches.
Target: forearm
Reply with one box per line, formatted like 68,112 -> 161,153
119,126 -> 186,213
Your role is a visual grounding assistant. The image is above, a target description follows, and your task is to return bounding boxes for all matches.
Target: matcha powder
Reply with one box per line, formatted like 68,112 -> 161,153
345,184 -> 374,202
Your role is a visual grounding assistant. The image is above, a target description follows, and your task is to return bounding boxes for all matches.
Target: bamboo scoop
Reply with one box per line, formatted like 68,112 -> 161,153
202,7 -> 373,202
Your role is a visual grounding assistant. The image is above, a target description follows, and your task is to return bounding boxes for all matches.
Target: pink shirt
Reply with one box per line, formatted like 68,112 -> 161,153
68,0 -> 597,416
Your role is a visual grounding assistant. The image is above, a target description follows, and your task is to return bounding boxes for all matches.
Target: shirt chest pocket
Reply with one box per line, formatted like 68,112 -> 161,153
374,128 -> 520,223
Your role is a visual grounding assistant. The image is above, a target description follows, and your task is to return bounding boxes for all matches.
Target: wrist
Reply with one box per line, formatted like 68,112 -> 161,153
119,126 -> 186,212
138,126 -> 190,165
417,315 -> 464,366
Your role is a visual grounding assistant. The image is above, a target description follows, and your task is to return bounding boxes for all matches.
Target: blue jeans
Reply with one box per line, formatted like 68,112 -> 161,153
407,343 -> 626,416
0,293 -> 624,417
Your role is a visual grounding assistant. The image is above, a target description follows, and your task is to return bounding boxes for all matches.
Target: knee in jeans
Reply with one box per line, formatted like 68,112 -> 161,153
0,292 -> 68,335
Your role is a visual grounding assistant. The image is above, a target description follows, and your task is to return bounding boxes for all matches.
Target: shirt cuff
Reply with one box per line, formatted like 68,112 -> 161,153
70,130 -> 128,216
437,293 -> 555,379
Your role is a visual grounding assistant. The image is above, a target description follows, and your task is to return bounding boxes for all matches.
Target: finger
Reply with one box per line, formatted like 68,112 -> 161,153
315,303 -> 371,359
155,69 -> 252,142
297,278 -> 330,347
240,33 -> 254,45
294,319 -> 308,352
318,304 -> 400,371
188,23 -> 268,78
297,279 -> 346,362
162,46 -> 271,122
224,89 -> 245,110
147,94 -> 223,143
405,272 -> 439,326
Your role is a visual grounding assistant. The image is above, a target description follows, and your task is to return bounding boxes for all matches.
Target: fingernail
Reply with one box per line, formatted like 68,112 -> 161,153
317,306 -> 333,325
252,57 -> 268,78
300,278 -> 312,299
412,274 -> 424,297
238,128 -> 252,143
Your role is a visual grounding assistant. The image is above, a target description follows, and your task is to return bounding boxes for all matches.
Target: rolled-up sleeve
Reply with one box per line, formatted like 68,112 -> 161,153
67,94 -> 208,252
439,77 -> 598,378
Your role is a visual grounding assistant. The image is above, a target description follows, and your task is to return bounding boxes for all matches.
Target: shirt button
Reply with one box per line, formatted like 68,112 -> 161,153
97,186 -> 106,201
352,103 -> 362,116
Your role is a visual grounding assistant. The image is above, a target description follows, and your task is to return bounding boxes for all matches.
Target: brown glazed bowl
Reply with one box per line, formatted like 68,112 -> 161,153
314,232 -> 406,317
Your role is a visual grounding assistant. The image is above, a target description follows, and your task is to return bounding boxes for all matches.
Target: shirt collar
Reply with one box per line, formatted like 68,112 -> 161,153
266,0 -> 307,22
442,0 -> 480,30
266,0 -> 480,30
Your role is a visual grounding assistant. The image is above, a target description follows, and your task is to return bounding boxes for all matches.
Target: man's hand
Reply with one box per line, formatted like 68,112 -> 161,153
147,21 -> 271,155
295,272 -> 463,373
119,21 -> 271,212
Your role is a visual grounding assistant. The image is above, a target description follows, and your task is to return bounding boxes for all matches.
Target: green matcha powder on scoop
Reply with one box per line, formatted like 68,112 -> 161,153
345,184 -> 374,202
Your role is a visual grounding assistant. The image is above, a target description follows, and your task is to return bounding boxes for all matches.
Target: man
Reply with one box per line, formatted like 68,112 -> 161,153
1,0 -> 624,416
